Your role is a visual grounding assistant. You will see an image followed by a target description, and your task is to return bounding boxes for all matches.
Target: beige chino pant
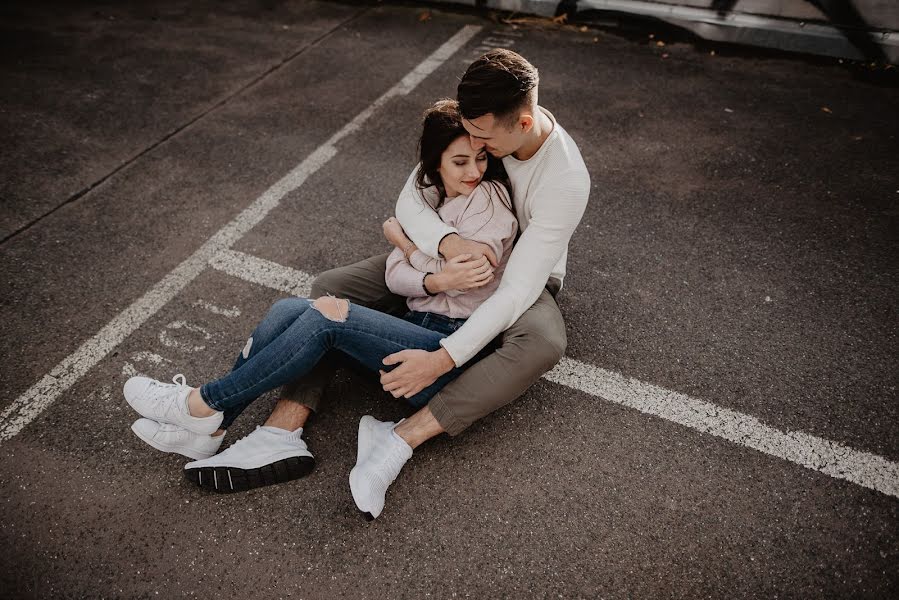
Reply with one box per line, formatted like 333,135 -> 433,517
280,253 -> 567,436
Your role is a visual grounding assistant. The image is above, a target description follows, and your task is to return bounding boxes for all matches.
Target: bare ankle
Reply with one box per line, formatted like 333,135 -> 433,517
187,389 -> 217,418
264,399 -> 312,431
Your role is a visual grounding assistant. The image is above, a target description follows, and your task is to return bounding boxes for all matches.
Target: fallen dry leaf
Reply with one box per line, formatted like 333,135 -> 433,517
552,13 -> 568,25
418,11 -> 431,22
662,53 -> 670,58
579,25 -> 588,32
656,40 -> 666,47
821,106 -> 832,114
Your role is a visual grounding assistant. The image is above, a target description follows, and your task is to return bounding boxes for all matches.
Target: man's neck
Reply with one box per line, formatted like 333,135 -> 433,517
512,107 -> 553,161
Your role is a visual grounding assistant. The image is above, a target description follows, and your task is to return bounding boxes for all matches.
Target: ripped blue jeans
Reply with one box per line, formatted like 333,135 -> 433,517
200,298 -> 473,429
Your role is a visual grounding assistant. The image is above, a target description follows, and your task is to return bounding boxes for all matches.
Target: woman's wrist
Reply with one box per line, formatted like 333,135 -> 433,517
423,272 -> 443,295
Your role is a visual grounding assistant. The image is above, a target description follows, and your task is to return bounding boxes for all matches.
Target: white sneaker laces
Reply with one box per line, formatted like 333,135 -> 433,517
148,374 -> 190,420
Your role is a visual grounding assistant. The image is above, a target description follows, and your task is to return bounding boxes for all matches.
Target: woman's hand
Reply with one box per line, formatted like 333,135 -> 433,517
382,217 -> 412,249
431,254 -> 494,292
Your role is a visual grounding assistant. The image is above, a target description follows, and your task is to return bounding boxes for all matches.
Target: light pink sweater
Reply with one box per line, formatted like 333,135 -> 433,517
385,181 -> 518,319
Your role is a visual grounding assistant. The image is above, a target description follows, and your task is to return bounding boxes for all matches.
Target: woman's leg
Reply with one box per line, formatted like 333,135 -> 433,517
199,300 -> 463,416
214,298 -> 315,429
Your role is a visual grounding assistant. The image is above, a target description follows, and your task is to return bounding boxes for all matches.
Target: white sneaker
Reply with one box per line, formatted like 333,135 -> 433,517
349,416 -> 413,520
183,426 -> 314,493
130,418 -> 225,460
123,374 -> 223,435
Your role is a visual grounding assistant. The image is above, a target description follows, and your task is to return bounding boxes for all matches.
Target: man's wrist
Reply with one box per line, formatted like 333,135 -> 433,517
432,347 -> 456,374
437,233 -> 459,259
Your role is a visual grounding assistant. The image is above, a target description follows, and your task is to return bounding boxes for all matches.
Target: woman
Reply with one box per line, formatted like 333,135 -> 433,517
123,99 -> 517,495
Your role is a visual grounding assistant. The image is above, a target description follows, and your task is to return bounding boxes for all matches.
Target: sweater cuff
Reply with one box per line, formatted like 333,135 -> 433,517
438,337 -> 466,368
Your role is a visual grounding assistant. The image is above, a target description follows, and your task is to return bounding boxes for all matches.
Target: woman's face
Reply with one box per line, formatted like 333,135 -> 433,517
438,134 -> 488,198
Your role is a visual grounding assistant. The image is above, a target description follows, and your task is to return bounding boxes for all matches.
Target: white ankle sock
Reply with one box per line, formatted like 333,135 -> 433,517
261,425 -> 292,435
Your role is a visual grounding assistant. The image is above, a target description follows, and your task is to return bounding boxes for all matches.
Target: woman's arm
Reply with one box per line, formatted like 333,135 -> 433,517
385,249 -> 432,298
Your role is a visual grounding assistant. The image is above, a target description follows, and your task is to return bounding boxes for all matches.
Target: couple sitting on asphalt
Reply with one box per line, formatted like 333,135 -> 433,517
122,49 -> 590,519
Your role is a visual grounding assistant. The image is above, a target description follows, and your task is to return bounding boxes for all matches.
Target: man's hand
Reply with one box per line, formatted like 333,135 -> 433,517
439,233 -> 498,267
432,254 -> 494,292
379,348 -> 455,398
382,217 -> 412,249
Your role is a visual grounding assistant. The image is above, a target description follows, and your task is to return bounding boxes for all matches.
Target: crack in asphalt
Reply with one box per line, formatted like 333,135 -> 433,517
0,7 -> 371,247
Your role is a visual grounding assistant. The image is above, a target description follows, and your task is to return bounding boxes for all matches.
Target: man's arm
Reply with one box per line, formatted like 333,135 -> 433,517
395,167 -> 456,258
381,170 -> 589,396
449,172 -> 591,360
395,167 -> 499,266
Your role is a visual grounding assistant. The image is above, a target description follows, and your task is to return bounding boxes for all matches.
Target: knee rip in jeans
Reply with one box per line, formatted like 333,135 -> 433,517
312,296 -> 349,322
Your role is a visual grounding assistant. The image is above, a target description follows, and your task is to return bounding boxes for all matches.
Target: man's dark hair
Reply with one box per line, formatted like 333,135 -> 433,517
457,49 -> 539,127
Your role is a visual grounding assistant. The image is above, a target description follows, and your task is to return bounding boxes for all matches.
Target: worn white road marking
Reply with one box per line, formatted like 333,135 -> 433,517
158,321 -> 213,352
130,351 -> 170,365
210,249 -> 314,297
543,359 -> 899,499
0,25 -> 482,444
121,351 -> 171,378
204,253 -> 899,499
192,300 -> 241,318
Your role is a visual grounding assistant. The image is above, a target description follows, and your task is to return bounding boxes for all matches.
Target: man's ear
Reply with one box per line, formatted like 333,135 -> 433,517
518,113 -> 534,133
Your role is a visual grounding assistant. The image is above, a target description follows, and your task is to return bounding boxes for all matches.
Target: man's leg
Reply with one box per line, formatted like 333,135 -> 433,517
354,289 -> 565,519
395,288 -> 566,444
265,253 -> 406,427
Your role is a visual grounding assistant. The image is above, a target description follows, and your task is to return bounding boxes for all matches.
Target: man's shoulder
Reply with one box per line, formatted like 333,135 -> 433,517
548,123 -> 588,171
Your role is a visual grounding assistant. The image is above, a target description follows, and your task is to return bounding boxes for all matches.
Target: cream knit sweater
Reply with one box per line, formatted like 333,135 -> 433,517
395,108 -> 590,366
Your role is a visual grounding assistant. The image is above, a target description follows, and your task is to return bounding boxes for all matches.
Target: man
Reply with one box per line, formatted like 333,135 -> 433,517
183,49 -> 590,519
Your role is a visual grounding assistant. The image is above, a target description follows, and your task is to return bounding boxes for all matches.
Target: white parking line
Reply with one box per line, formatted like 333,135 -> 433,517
0,24 -> 483,444
544,359 -> 899,499
200,248 -> 899,499
210,249 -> 313,296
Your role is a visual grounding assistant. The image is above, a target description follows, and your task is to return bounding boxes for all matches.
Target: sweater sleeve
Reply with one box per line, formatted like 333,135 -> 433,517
385,248 -> 430,298
454,182 -> 517,268
409,249 -> 444,274
439,169 -> 589,366
407,250 -> 464,296
395,167 -> 457,258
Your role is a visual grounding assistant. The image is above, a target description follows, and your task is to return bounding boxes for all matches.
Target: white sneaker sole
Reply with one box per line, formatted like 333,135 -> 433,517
349,467 -> 376,521
130,421 -> 215,461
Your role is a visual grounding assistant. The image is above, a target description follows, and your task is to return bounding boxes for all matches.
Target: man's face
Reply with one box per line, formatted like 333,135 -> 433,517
462,113 -> 524,159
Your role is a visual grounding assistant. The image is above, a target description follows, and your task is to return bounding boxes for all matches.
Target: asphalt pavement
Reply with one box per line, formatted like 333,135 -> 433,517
1,1 -> 897,598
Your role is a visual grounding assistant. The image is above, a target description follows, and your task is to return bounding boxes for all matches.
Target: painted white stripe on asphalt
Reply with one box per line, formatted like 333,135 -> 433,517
202,253 -> 899,499
0,25 -> 482,443
543,359 -> 899,499
210,249 -> 314,297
